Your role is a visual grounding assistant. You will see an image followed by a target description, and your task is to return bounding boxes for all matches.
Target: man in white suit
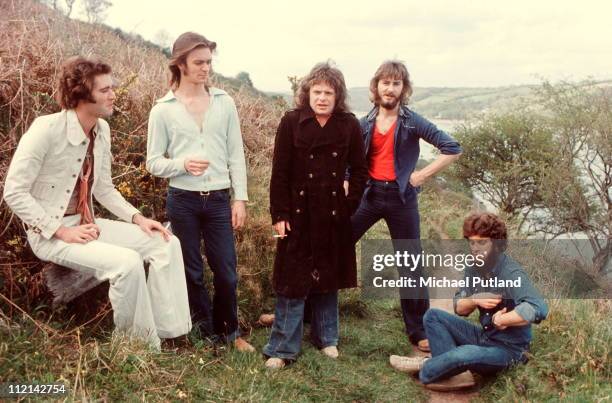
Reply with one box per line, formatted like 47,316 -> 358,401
3,56 -> 191,349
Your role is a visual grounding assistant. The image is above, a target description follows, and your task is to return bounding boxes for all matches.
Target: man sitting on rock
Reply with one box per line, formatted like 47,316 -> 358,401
3,56 -> 192,350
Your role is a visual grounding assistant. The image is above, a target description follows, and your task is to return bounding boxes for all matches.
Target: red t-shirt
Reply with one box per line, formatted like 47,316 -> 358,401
369,120 -> 397,180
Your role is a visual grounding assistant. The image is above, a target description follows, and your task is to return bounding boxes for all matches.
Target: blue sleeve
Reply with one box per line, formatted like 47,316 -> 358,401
505,266 -> 548,324
453,267 -> 476,316
413,113 -> 462,155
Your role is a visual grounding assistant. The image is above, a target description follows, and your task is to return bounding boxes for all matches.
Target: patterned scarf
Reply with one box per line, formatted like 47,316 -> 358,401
77,132 -> 95,225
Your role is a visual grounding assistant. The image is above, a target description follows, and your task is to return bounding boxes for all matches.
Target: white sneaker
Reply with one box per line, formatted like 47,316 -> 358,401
389,355 -> 427,374
321,346 -> 339,358
265,357 -> 285,369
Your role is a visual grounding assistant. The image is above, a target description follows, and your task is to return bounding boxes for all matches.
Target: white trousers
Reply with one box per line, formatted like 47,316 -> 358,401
29,215 -> 192,349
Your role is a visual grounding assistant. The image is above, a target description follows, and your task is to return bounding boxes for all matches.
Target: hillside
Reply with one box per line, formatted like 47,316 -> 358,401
274,81 -> 612,119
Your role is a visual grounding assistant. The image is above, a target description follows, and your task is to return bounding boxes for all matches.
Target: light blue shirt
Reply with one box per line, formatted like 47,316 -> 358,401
146,88 -> 248,200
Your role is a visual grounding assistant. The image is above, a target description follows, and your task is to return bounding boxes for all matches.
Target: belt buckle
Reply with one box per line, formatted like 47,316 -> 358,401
199,190 -> 211,197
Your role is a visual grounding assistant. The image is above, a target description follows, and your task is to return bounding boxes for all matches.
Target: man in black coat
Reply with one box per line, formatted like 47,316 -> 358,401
263,62 -> 368,369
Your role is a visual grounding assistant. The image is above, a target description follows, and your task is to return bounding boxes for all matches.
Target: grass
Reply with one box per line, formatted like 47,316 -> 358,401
0,294 -> 429,402
1,295 -> 610,402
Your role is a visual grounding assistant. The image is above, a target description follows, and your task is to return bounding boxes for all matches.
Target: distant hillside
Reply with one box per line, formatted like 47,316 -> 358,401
349,85 -> 538,119
272,81 -> 612,120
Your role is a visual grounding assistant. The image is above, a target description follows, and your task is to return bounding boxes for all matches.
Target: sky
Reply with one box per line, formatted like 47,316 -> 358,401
80,0 -> 612,93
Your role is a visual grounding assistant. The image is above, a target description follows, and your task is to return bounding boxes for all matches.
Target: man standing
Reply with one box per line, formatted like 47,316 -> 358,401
351,61 -> 462,352
3,56 -> 192,350
389,212 -> 548,391
146,32 -> 254,352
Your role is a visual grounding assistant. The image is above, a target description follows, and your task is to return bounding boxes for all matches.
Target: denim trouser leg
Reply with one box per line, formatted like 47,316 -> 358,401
200,196 -> 239,342
263,296 -> 305,361
419,308 -> 516,384
351,185 -> 429,343
309,291 -> 339,348
263,292 -> 339,361
384,191 -> 429,344
167,188 -> 239,342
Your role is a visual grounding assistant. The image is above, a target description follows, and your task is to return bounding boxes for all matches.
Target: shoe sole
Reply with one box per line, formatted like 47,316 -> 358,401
424,380 -> 475,391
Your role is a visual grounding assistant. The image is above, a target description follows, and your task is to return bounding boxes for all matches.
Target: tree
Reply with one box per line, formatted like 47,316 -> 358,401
152,29 -> 172,55
288,75 -> 300,97
65,0 -> 76,17
82,0 -> 112,23
536,81 -> 611,274
451,112 -> 557,232
236,71 -> 253,88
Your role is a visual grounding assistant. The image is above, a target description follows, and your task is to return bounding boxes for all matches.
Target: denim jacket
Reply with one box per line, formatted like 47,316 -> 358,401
358,105 -> 462,205
453,253 -> 549,351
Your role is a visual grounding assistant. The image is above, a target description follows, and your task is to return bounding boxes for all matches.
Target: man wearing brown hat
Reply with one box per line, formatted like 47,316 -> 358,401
146,32 -> 254,352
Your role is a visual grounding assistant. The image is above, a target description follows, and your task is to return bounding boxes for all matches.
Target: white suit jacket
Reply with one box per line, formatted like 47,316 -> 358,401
3,109 -> 140,240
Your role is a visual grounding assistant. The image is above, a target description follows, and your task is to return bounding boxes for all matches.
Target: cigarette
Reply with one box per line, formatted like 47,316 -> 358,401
272,234 -> 286,238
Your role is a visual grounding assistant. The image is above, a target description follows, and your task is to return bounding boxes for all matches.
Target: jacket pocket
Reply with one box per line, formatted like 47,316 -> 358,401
30,180 -> 57,202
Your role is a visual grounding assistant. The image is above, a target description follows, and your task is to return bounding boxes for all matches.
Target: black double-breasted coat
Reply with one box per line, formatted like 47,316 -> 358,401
269,108 -> 368,298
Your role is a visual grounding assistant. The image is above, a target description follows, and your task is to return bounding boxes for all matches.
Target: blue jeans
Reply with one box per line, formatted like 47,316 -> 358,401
263,292 -> 339,361
351,181 -> 429,343
166,187 -> 239,342
420,308 -> 523,384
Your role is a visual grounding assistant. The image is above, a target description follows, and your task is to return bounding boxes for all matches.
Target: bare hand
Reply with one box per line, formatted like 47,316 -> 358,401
54,224 -> 100,244
274,220 -> 291,238
232,200 -> 247,229
184,157 -> 209,176
492,307 -> 508,330
409,170 -> 427,187
472,292 -> 502,309
133,214 -> 172,241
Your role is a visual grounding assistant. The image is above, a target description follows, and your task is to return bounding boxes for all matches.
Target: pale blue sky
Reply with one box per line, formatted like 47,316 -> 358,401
73,0 -> 612,92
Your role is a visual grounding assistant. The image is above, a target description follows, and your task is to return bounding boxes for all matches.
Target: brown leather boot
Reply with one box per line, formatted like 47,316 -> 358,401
257,313 -> 275,327
233,337 -> 256,353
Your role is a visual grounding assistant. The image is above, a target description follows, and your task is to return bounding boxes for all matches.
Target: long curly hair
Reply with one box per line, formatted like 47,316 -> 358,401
56,56 -> 111,109
295,61 -> 350,113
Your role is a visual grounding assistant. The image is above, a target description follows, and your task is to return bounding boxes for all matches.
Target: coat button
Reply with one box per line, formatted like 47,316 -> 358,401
77,158 -> 82,162
72,174 -> 77,178
332,210 -> 336,216
332,152 -> 338,157
332,172 -> 337,177
82,141 -> 86,145
308,173 -> 313,179
309,154 -> 314,159
299,190 -> 305,196
55,216 -> 59,219
66,189 -> 70,193
332,191 -> 337,196
296,208 -> 301,213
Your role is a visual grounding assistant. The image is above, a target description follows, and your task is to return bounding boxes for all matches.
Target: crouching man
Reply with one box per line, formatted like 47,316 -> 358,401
3,56 -> 192,350
389,212 -> 548,391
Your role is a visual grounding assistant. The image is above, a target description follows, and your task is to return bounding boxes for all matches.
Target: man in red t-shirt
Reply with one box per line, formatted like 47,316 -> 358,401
350,61 -> 463,352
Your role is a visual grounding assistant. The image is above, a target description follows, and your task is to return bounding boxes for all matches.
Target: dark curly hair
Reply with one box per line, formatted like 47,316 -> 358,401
295,61 -> 350,113
463,212 -> 508,250
56,56 -> 111,109
369,60 -> 413,106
